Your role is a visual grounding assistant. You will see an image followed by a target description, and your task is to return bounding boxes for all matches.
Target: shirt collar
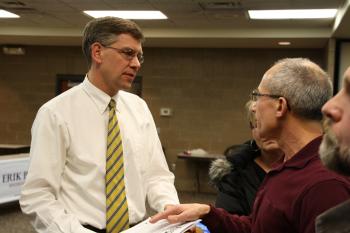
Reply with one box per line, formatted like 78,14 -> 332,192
82,76 -> 119,114
272,135 -> 323,171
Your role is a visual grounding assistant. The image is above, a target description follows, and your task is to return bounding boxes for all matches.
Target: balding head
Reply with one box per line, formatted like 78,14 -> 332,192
261,58 -> 332,121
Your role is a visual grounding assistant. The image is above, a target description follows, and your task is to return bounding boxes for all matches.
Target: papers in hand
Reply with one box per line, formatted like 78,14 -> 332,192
120,218 -> 201,233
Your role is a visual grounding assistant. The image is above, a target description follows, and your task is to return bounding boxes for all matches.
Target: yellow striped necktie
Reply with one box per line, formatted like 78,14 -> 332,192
106,99 -> 129,233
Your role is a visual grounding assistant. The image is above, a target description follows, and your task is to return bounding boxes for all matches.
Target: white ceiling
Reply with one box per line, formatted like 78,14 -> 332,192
0,0 -> 349,48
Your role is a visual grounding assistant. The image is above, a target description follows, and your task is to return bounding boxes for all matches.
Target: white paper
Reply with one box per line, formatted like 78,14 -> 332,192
121,218 -> 201,233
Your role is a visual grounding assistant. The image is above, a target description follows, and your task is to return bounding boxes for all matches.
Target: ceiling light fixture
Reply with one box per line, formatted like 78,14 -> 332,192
0,9 -> 20,18
278,41 -> 291,46
83,10 -> 167,19
248,9 -> 337,19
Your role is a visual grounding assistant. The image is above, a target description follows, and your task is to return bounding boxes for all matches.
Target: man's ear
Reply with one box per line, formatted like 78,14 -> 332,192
91,42 -> 103,64
276,97 -> 288,117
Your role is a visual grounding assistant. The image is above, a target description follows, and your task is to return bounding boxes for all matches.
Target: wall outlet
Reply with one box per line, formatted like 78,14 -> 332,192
160,108 -> 172,117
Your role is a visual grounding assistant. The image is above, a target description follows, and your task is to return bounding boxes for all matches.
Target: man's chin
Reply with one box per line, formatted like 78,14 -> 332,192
320,133 -> 350,176
120,83 -> 133,91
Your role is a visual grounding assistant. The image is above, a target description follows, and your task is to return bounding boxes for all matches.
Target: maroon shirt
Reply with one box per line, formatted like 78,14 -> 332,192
203,136 -> 350,233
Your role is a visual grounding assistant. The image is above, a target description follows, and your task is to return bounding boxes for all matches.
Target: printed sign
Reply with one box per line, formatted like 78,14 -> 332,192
0,155 -> 30,204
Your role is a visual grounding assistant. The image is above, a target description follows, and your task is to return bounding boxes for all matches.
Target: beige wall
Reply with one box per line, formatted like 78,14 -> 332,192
0,46 -> 325,192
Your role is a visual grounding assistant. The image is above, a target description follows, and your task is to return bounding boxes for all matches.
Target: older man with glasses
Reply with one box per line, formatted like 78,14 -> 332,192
151,58 -> 350,233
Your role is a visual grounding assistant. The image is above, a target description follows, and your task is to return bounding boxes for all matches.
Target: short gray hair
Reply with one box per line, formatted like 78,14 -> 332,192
264,58 -> 332,120
82,16 -> 144,68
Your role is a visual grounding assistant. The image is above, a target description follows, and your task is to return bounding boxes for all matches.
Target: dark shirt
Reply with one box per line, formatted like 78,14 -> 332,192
215,161 -> 265,215
214,141 -> 266,215
203,136 -> 350,233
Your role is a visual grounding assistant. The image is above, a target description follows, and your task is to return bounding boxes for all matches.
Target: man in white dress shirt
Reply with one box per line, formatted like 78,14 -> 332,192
20,17 -> 179,233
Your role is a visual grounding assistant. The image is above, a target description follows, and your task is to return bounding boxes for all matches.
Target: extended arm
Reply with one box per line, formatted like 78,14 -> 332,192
142,102 -> 179,212
150,203 -> 252,233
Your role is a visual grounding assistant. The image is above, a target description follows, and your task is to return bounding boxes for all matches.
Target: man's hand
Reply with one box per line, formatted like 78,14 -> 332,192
150,203 -> 210,224
164,204 -> 175,211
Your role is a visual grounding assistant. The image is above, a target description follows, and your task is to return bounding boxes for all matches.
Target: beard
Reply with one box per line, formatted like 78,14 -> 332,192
320,118 -> 350,176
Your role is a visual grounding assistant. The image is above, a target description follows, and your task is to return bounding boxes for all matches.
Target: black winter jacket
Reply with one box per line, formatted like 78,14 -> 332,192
209,140 -> 266,215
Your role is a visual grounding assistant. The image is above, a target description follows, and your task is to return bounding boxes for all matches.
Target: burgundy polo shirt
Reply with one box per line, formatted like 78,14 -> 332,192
203,136 -> 350,233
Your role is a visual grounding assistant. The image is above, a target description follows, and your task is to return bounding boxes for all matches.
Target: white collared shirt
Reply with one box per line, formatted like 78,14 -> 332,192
20,78 -> 179,233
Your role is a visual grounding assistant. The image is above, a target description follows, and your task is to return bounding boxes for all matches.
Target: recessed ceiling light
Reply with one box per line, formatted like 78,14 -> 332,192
0,9 -> 20,18
248,9 -> 337,19
278,41 -> 291,46
83,10 -> 167,20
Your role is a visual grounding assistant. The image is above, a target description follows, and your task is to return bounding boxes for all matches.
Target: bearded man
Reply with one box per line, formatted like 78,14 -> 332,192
316,66 -> 350,233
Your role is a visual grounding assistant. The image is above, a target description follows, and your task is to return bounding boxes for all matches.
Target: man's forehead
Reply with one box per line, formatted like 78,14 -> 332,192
345,67 -> 350,85
259,71 -> 273,88
258,64 -> 281,90
340,68 -> 350,94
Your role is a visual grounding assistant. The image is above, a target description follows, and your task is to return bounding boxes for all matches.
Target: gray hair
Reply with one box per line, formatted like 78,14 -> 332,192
82,16 -> 144,68
245,100 -> 256,129
263,58 -> 333,120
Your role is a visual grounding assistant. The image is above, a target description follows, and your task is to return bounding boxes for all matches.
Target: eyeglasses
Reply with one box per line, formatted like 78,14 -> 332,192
250,89 -> 291,110
250,89 -> 282,102
103,46 -> 144,64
